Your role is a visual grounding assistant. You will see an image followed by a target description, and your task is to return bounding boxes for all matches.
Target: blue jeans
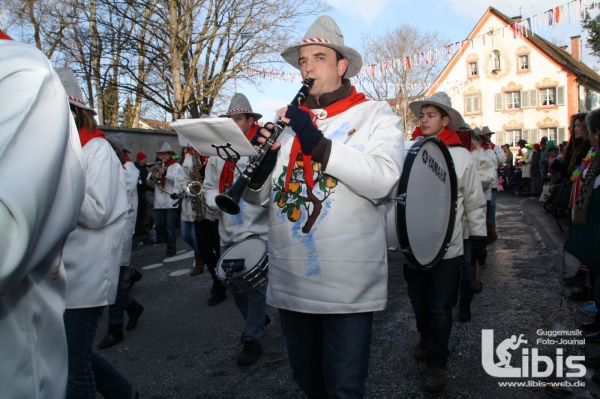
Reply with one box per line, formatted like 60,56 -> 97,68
181,220 -> 199,253
154,208 -> 177,253
64,307 -> 135,399
404,257 -> 461,370
487,188 -> 497,227
221,245 -> 266,343
279,310 -> 373,399
108,267 -> 133,324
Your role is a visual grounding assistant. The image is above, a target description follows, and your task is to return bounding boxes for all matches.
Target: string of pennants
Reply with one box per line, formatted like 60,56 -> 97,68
244,0 -> 595,83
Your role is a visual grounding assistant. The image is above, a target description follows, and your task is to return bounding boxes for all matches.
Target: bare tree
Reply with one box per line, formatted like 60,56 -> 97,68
356,26 -> 448,139
2,0 -> 328,124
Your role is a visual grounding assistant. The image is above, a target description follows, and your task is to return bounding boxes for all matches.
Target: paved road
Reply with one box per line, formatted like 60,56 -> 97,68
97,192 -> 598,398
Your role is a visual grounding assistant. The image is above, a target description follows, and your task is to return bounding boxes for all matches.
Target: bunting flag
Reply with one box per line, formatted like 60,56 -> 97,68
242,0 -> 592,83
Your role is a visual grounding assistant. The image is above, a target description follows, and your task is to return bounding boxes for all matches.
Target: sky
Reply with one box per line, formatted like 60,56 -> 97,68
236,0 -> 598,123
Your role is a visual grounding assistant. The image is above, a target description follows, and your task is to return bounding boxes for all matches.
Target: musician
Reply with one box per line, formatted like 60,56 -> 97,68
245,16 -> 404,397
181,146 -> 205,276
202,93 -> 270,367
457,124 -> 496,323
480,126 -> 505,230
57,67 -> 137,398
97,137 -> 145,350
0,33 -> 85,399
147,143 -> 183,257
134,151 -> 149,235
406,92 -> 486,392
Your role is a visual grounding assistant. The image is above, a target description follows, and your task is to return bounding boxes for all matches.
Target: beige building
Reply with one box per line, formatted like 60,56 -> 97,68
428,7 -> 600,147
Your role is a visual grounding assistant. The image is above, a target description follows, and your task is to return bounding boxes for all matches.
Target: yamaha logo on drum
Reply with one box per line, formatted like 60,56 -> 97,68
422,149 -> 447,184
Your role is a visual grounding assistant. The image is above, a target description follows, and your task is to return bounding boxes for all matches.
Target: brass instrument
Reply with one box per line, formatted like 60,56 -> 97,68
186,152 -> 209,219
215,78 -> 314,214
148,161 -> 165,187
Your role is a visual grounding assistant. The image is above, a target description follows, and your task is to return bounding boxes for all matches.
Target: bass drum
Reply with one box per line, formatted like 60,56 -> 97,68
386,137 -> 457,269
216,236 -> 268,294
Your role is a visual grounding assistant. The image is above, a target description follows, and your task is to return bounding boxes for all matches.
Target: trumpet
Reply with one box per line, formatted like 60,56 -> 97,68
215,78 -> 314,215
149,161 -> 165,186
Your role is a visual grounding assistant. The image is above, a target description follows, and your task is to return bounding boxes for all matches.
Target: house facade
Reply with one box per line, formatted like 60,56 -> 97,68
429,7 -> 600,147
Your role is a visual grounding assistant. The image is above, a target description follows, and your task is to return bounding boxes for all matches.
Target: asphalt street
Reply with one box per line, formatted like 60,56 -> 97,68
96,192 -> 599,398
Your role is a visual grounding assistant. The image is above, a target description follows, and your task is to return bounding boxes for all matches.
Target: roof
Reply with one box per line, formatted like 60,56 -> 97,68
490,7 -> 600,91
138,118 -> 173,131
432,7 -> 600,93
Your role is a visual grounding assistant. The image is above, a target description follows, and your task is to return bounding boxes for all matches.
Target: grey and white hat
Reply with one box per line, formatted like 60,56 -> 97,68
409,92 -> 462,132
219,93 -> 262,121
280,15 -> 363,79
473,127 -> 483,136
481,126 -> 495,135
55,67 -> 97,115
156,142 -> 174,154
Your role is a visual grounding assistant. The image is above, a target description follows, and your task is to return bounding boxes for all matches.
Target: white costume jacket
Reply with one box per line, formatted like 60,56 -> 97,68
0,40 -> 86,399
203,155 -> 269,246
63,137 -> 128,309
148,160 -> 183,209
447,146 -> 487,254
121,160 -> 140,266
246,99 -> 403,314
463,146 -> 495,238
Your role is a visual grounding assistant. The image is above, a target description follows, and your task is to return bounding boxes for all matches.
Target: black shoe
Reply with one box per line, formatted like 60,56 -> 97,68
98,324 -> 123,350
424,368 -> 447,393
585,331 -> 600,344
129,269 -> 143,290
207,293 -> 226,306
265,314 -> 271,327
125,301 -> 144,331
237,341 -> 262,366
165,251 -> 177,258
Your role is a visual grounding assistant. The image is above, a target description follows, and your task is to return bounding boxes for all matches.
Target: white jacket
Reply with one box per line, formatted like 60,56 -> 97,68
203,154 -> 269,246
0,40 -> 85,399
120,161 -> 139,266
447,146 -> 487,252
63,138 -> 129,308
246,99 -> 404,314
148,160 -> 183,209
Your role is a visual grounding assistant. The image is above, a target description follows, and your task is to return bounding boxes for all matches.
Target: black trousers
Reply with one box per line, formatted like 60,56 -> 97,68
194,219 -> 226,295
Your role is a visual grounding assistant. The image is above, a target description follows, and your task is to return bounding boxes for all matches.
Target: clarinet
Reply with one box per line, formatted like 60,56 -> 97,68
215,78 -> 314,215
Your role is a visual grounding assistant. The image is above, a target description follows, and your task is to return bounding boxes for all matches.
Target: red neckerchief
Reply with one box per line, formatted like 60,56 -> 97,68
78,126 -> 105,147
435,127 -> 463,147
411,126 -> 423,140
125,154 -> 131,163
284,87 -> 367,191
0,29 -> 12,40
160,158 -> 177,188
219,124 -> 258,192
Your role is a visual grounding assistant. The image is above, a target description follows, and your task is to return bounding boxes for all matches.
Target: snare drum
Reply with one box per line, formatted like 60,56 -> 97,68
386,137 -> 457,269
216,236 -> 268,294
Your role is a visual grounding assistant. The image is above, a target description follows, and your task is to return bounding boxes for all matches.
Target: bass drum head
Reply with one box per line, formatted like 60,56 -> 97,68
396,137 -> 457,268
216,237 -> 267,281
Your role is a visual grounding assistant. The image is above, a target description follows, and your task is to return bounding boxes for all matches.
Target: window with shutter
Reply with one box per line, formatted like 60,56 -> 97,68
557,86 -> 565,106
521,90 -> 530,108
529,90 -> 537,108
495,93 -> 503,111
558,127 -> 566,143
